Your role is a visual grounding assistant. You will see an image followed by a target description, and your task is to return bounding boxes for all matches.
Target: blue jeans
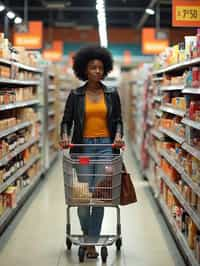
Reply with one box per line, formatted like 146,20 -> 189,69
77,137 -> 112,237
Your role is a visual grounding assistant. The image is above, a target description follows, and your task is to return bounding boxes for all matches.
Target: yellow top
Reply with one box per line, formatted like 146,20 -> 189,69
83,92 -> 110,138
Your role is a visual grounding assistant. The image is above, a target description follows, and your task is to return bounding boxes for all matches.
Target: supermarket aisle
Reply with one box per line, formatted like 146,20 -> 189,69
0,137 -> 186,266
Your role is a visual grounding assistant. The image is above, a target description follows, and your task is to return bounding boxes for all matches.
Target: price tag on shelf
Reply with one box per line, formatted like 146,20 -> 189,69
173,0 -> 200,27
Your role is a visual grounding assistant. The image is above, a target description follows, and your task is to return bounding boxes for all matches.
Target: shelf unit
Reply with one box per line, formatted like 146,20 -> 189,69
152,57 -> 200,75
182,118 -> 200,130
159,169 -> 200,230
159,127 -> 185,144
160,105 -> 186,117
146,55 -> 200,266
0,79 -> 40,86
158,198 -> 200,266
43,68 -> 59,170
160,85 -> 184,91
159,149 -> 200,198
0,58 -> 44,233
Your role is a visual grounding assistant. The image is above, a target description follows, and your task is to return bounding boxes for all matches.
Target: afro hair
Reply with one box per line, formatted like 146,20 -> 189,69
73,45 -> 113,81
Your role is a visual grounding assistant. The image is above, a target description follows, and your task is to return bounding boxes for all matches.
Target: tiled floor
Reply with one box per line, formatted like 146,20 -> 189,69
0,139 -> 186,266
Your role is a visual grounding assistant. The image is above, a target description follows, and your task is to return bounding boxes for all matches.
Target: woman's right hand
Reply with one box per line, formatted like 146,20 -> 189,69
60,133 -> 70,148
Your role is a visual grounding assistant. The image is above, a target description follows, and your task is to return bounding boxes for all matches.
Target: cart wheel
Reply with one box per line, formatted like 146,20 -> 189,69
116,238 -> 122,251
78,246 -> 85,263
101,246 -> 108,263
66,237 -> 72,250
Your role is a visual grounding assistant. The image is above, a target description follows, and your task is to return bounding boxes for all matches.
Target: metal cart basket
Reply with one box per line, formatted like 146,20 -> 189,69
62,144 -> 123,263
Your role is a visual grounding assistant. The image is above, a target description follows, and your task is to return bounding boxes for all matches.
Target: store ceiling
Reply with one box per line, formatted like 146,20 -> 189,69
2,0 -> 172,29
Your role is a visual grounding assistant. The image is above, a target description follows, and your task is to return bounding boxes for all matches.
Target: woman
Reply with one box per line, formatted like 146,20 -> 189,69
61,45 -> 123,258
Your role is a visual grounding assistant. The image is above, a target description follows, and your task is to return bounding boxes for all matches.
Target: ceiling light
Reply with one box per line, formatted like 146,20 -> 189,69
14,17 -> 23,24
145,8 -> 155,15
6,11 -> 15,19
0,4 -> 5,12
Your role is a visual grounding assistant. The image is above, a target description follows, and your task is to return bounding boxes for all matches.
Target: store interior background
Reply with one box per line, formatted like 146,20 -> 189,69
0,1 -> 200,266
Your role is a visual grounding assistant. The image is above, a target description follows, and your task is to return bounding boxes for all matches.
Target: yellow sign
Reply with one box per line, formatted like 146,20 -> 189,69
173,0 -> 200,27
176,6 -> 200,21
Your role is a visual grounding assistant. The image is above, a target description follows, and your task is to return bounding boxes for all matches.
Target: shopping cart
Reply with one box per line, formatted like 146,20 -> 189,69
62,143 -> 123,263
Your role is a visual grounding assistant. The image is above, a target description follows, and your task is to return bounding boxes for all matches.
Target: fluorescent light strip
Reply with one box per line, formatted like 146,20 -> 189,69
96,0 -> 108,47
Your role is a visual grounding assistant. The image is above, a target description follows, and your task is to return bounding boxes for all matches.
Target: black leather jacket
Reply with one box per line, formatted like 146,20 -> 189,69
60,82 -> 123,153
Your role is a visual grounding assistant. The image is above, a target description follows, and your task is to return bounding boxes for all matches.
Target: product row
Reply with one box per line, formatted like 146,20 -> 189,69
154,29 -> 200,70
0,159 -> 41,213
0,143 -> 40,184
0,32 -> 38,68
0,87 -> 36,104
161,181 -> 200,263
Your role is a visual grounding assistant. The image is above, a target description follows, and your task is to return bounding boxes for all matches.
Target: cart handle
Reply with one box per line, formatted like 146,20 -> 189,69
60,142 -> 125,150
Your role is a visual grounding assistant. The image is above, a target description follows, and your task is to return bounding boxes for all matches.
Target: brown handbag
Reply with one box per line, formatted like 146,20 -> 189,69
120,163 -> 137,205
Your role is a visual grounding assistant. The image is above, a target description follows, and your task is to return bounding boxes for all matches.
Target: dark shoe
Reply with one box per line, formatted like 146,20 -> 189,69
86,246 -> 99,259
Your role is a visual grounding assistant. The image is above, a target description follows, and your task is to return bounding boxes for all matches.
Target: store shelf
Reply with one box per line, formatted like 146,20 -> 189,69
147,119 -> 154,126
48,97 -> 55,103
160,85 -> 184,91
147,146 -> 160,165
158,197 -> 199,266
0,121 -> 31,139
0,154 -> 40,194
182,118 -> 200,130
155,110 -> 163,118
159,127 -> 185,144
152,77 -> 164,82
0,99 -> 39,111
48,110 -> 55,116
0,169 -> 43,229
0,137 -> 39,167
150,128 -> 164,140
159,149 -> 183,175
181,172 -> 200,198
182,88 -> 200,95
159,169 -> 200,230
0,58 -> 43,73
153,96 -> 162,102
152,57 -> 200,75
182,143 -> 200,160
143,169 -> 160,197
16,169 -> 43,203
48,85 -> 55,90
49,72 -> 55,78
48,125 -> 56,132
0,208 -> 12,228
160,105 -> 185,117
0,78 -> 40,86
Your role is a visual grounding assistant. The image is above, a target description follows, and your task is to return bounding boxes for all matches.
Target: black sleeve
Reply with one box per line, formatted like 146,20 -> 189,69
60,90 -> 75,137
114,89 -> 123,137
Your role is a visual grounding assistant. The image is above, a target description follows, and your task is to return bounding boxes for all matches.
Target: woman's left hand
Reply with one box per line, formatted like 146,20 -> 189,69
114,133 -> 124,148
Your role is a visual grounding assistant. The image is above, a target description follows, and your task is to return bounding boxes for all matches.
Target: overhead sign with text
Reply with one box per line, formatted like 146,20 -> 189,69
14,21 -> 43,49
142,28 -> 169,55
43,41 -> 63,62
172,0 -> 200,27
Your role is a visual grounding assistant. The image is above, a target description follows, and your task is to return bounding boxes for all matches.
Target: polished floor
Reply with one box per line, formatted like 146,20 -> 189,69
0,140 -> 186,266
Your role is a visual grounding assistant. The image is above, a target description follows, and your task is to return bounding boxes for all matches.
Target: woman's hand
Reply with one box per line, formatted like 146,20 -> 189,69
60,133 -> 70,148
114,133 -> 124,148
